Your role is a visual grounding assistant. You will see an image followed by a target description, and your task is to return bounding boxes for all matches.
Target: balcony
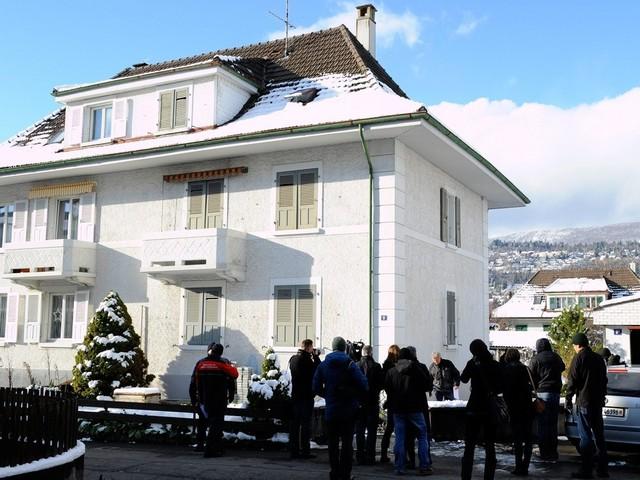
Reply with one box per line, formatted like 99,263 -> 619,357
2,239 -> 96,288
140,228 -> 247,283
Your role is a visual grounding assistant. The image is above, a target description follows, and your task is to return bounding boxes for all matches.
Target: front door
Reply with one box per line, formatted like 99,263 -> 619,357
630,330 -> 640,365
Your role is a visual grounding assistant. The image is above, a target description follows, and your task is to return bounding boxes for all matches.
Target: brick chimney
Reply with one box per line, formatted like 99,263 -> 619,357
355,4 -> 377,58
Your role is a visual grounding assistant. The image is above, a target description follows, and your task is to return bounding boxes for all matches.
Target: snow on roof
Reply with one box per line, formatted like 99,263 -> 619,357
597,292 -> 640,308
492,284 -> 550,319
543,277 -> 609,293
0,72 -> 424,170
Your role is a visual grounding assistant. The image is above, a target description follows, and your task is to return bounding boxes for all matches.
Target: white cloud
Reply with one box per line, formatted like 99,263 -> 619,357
268,2 -> 422,48
429,88 -> 640,235
454,13 -> 487,36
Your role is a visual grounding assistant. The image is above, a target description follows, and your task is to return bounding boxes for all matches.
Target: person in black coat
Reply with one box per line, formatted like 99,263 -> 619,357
566,333 -> 608,479
528,337 -> 565,461
460,339 -> 503,480
503,348 -> 534,476
379,344 -> 400,464
404,346 -> 434,470
355,345 -> 383,465
288,338 -> 321,459
189,343 -> 239,457
385,347 -> 433,475
429,352 -> 460,401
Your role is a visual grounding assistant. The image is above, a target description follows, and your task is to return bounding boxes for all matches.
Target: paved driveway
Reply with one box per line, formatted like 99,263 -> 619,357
84,441 -> 639,480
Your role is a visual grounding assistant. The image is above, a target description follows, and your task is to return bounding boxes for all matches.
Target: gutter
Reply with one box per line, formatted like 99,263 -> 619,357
358,124 -> 374,346
0,111 -> 530,205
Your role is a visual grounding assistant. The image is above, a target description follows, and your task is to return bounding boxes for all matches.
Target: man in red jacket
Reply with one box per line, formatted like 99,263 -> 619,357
189,342 -> 239,457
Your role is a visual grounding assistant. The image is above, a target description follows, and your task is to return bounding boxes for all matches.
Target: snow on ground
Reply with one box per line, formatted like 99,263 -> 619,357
113,387 -> 161,396
0,441 -> 85,477
428,400 -> 467,409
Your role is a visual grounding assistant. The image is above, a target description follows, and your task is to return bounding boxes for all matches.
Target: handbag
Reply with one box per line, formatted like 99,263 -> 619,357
488,393 -> 510,424
526,366 -> 546,414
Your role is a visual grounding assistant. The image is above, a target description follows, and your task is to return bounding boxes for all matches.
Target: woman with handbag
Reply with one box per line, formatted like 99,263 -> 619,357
503,348 -> 535,476
460,339 -> 503,480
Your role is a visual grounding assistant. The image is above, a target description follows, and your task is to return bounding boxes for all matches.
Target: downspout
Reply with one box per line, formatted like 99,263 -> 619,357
358,124 -> 374,346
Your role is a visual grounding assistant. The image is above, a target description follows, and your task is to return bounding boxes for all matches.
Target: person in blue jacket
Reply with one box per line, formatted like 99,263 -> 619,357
313,336 -> 368,480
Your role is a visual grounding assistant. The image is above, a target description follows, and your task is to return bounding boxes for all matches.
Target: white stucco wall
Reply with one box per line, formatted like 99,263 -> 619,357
593,299 -> 640,364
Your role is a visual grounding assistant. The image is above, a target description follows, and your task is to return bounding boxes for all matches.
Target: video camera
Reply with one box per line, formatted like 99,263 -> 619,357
345,340 -> 365,362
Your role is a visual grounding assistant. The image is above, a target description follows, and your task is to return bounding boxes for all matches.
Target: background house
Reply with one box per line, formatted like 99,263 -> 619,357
0,5 -> 528,399
592,293 -> 640,365
490,265 -> 640,354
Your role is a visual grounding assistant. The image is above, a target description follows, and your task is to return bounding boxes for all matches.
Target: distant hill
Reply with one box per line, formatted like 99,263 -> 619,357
494,222 -> 640,245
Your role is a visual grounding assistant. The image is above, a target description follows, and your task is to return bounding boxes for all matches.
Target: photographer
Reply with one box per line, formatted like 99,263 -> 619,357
288,339 -> 321,459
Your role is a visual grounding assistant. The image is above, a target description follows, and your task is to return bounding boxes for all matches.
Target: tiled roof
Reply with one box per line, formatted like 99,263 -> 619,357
10,26 -> 405,148
115,25 -> 405,95
528,267 -> 640,290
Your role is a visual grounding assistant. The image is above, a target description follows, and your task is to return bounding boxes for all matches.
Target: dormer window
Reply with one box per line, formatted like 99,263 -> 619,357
89,105 -> 112,141
159,88 -> 189,131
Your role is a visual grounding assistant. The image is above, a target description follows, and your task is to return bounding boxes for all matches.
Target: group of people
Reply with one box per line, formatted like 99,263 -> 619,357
189,332 -> 609,480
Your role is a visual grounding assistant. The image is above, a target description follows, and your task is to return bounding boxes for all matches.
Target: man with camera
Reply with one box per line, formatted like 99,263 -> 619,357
289,338 -> 322,459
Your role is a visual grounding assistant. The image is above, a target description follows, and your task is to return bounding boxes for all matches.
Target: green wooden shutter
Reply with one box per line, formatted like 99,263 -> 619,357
276,173 -> 296,230
446,291 -> 456,345
159,91 -> 174,130
455,196 -> 461,247
174,88 -> 188,128
205,180 -> 224,228
274,287 -> 295,347
295,286 -> 316,345
187,182 -> 206,229
440,188 -> 448,243
202,288 -> 221,345
298,170 -> 318,229
184,289 -> 203,345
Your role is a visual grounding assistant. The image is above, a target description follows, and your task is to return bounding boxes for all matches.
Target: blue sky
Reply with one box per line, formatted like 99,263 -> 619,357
1,1 -> 639,235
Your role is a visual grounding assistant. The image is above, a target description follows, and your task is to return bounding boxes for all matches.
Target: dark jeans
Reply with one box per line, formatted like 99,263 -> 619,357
435,390 -> 455,401
511,415 -> 533,473
405,409 -> 432,466
196,410 -> 225,455
393,412 -> 431,473
536,392 -> 560,459
290,398 -> 314,456
576,406 -> 608,474
380,409 -> 394,459
356,404 -> 378,462
461,413 -> 497,480
326,417 -> 356,480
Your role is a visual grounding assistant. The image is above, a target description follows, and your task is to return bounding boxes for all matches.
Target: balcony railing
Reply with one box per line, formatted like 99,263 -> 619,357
2,239 -> 96,288
140,228 -> 246,283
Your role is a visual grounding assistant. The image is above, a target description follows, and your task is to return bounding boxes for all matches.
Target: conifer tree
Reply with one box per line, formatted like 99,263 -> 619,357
247,347 -> 291,409
72,291 -> 154,398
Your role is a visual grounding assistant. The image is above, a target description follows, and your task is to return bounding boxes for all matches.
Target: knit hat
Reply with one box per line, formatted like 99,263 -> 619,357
399,347 -> 413,360
572,333 -> 589,347
332,336 -> 347,352
208,342 -> 224,357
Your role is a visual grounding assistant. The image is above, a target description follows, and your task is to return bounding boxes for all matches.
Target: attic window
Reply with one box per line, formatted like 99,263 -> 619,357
285,88 -> 319,105
46,129 -> 64,145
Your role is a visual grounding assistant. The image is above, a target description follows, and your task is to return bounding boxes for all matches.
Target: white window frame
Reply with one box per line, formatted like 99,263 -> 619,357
271,161 -> 323,235
179,280 -> 226,350
441,188 -> 461,248
268,276 -> 322,353
444,287 -> 458,349
46,292 -> 75,342
0,204 -> 14,248
85,103 -> 113,143
55,197 -> 81,240
157,85 -> 192,133
184,177 -> 229,230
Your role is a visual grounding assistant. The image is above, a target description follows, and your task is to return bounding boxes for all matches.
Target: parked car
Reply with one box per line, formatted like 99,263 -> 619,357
565,366 -> 640,451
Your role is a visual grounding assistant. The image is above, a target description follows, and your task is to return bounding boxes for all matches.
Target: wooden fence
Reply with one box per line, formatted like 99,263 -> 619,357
0,387 -> 78,468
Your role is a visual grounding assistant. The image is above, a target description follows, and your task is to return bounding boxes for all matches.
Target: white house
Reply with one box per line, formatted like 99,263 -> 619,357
491,266 -> 640,351
0,5 -> 528,399
592,294 -> 640,365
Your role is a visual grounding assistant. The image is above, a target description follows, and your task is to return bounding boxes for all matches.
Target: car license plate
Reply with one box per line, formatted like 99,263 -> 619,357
603,407 -> 625,417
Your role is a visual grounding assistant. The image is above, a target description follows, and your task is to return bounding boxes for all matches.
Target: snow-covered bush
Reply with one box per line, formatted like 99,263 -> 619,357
72,291 -> 154,398
247,347 -> 291,410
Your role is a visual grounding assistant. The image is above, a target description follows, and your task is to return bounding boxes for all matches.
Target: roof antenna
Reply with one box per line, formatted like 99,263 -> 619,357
269,0 -> 296,57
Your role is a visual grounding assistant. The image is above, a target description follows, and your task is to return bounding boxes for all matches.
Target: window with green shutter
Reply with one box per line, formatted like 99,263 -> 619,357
276,169 -> 318,230
440,188 -> 461,246
446,290 -> 456,346
159,88 -> 189,131
274,285 -> 317,347
184,287 -> 222,345
187,179 -> 224,229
